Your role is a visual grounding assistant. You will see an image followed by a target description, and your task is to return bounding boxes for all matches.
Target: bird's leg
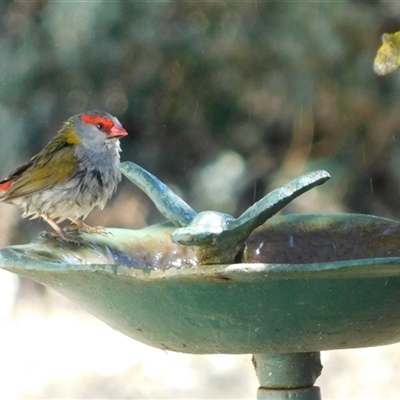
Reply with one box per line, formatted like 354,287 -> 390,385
41,214 -> 65,236
67,218 -> 110,236
41,214 -> 82,243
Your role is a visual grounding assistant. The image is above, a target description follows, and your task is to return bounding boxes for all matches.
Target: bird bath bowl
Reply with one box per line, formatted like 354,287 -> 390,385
1,164 -> 400,399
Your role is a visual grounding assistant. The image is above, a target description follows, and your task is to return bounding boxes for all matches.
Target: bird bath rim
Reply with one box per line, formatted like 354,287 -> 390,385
2,213 -> 400,354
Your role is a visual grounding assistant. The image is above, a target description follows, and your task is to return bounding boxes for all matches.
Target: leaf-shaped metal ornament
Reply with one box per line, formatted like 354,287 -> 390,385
120,162 -> 330,263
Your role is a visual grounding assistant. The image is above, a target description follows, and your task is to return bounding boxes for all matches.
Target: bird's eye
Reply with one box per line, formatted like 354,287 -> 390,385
96,122 -> 104,130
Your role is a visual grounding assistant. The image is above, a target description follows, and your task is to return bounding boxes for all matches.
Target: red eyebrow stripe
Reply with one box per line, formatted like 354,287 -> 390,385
81,114 -> 114,132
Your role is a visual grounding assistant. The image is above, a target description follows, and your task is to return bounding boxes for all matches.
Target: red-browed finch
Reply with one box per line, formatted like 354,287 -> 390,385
0,110 -> 128,241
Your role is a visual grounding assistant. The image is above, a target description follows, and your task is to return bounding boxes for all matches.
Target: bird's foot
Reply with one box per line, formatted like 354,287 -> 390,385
40,214 -> 86,244
40,230 -> 86,245
66,219 -> 111,236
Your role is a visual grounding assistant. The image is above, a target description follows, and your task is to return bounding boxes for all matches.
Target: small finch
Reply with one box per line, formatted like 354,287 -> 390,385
0,110 -> 128,241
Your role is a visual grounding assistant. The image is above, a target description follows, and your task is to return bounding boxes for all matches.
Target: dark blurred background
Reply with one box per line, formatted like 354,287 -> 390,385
1,1 -> 400,399
2,1 -> 400,240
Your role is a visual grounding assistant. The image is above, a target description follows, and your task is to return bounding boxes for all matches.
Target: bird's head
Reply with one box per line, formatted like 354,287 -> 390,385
64,110 -> 128,149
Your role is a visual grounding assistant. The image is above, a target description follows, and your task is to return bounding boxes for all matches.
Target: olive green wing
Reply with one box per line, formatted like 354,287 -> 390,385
3,141 -> 79,200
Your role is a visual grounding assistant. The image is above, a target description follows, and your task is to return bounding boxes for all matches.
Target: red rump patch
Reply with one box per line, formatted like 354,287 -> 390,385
0,180 -> 12,192
81,114 -> 114,132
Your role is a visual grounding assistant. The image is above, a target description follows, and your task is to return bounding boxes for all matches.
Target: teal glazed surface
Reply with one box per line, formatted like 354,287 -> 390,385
1,213 -> 400,354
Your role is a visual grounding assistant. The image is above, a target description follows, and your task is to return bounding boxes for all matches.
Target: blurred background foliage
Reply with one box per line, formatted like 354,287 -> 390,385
1,1 -> 400,240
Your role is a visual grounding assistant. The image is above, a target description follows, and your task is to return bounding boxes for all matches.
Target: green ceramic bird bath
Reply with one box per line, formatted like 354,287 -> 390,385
1,162 -> 400,399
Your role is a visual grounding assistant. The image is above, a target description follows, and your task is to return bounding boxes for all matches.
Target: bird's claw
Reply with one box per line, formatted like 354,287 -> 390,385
81,225 -> 111,236
64,223 -> 111,237
40,230 -> 86,245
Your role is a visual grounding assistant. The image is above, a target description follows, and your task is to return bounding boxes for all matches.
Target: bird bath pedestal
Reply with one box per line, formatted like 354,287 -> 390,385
1,163 -> 400,399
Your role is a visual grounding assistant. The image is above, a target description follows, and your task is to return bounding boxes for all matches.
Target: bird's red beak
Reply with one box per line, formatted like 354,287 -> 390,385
108,123 -> 128,139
